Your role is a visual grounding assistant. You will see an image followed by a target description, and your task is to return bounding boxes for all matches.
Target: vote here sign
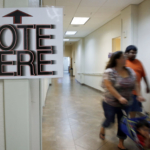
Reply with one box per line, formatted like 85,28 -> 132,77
0,8 -> 63,79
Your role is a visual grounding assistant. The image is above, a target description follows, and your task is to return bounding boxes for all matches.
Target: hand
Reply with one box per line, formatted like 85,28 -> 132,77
118,97 -> 128,104
137,96 -> 145,102
146,87 -> 150,93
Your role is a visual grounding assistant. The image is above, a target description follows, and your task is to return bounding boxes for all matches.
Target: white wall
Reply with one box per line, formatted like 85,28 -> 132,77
4,0 -> 28,7
40,79 -> 50,107
137,0 -> 150,112
4,80 -> 30,150
29,79 -> 41,150
0,0 -> 3,7
121,5 -> 138,50
72,39 -> 84,82
72,15 -> 121,90
72,44 -> 76,76
0,80 -> 4,150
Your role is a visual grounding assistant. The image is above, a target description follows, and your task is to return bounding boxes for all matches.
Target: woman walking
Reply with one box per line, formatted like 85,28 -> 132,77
99,51 -> 145,150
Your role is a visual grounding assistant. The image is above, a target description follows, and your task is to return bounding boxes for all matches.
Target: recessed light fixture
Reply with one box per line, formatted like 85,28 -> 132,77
63,39 -> 70,41
66,31 -> 77,35
71,17 -> 89,25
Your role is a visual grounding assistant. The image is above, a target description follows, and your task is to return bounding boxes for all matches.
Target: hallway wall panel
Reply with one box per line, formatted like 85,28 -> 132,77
0,81 -> 4,150
40,79 -> 50,107
72,39 -> 84,83
73,15 -> 121,91
4,0 -> 28,7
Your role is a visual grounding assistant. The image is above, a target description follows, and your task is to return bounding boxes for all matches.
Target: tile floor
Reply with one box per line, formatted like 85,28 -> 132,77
42,72 -> 138,150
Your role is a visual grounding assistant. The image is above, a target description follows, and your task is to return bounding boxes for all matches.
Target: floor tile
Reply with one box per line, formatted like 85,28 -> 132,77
42,72 -> 135,150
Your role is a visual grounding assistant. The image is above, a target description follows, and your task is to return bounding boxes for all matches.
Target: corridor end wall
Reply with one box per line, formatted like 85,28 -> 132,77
64,45 -> 72,58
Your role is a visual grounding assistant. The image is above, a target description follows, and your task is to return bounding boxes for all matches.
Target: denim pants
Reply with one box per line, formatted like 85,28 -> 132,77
102,101 -> 131,139
130,95 -> 142,112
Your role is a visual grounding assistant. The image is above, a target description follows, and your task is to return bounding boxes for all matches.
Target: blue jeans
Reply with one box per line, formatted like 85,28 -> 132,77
102,101 -> 131,139
130,95 -> 142,112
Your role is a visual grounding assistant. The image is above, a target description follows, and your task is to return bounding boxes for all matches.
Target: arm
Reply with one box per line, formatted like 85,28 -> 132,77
135,80 -> 145,102
143,76 -> 150,93
141,62 -> 150,93
130,67 -> 145,101
104,79 -> 128,104
135,81 -> 141,96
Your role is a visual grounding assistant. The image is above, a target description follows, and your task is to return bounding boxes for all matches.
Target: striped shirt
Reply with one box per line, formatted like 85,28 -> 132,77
102,67 -> 136,107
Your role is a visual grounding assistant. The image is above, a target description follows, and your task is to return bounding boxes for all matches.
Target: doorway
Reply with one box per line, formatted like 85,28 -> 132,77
112,37 -> 121,52
63,57 -> 70,72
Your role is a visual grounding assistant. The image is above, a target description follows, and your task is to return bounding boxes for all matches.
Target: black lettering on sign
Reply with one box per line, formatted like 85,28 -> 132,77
0,51 -> 15,76
36,25 -> 55,52
17,25 -> 35,50
0,25 -> 17,51
17,50 -> 35,76
37,50 -> 56,75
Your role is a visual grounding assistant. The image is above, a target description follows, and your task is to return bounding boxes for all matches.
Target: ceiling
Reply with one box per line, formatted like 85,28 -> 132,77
64,38 -> 80,45
43,0 -> 143,44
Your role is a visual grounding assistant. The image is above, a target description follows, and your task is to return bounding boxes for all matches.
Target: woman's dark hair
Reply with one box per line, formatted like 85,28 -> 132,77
136,120 -> 150,130
106,51 -> 123,69
125,45 -> 138,53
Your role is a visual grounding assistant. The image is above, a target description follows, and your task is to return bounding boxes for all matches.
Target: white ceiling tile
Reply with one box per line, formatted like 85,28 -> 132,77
80,0 -> 107,7
67,25 -> 83,31
63,6 -> 78,15
70,39 -> 80,42
43,0 -> 144,38
64,38 -> 80,43
63,18 -> 72,28
64,34 -> 78,38
94,11 -> 116,18
79,23 -> 103,32
56,0 -> 81,6
43,0 -> 55,6
64,16 -> 73,22
74,12 -> 92,17
63,28 -> 67,33
63,26 -> 69,31
74,30 -> 92,37
76,6 -> 99,13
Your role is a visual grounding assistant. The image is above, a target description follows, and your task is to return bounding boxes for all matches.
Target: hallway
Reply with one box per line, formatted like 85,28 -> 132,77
42,73 -> 137,150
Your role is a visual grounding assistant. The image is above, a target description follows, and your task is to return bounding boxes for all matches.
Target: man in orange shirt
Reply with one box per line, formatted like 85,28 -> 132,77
125,45 -> 150,118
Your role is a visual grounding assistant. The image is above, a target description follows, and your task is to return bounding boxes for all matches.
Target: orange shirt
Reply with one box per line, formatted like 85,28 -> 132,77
126,59 -> 146,95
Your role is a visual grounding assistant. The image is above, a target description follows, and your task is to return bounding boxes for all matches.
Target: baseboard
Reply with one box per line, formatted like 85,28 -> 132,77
75,79 -> 104,93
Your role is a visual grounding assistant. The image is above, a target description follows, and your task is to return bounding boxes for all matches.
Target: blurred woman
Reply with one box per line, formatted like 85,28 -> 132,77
99,51 -> 145,150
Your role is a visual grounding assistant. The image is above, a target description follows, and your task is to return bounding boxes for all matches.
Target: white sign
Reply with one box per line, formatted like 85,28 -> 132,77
0,8 -> 63,79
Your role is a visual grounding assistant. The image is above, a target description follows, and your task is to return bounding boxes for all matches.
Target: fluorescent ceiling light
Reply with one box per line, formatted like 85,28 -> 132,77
63,39 -> 70,41
66,31 -> 77,35
71,17 -> 89,25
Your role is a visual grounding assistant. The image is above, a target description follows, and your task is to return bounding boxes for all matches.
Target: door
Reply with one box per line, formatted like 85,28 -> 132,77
63,57 -> 69,72
112,37 -> 121,52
